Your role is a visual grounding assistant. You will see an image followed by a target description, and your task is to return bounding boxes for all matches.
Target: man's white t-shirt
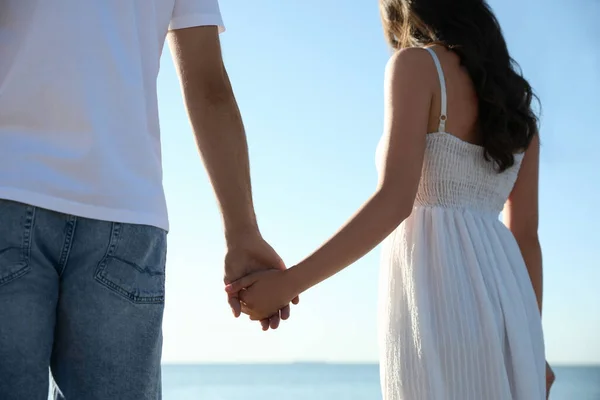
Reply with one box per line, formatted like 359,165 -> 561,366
0,0 -> 224,231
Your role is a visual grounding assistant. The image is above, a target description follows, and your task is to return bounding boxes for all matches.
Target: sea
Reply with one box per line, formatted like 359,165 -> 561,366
161,364 -> 600,400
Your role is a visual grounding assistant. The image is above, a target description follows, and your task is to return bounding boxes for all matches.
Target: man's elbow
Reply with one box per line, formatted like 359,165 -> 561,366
183,71 -> 234,108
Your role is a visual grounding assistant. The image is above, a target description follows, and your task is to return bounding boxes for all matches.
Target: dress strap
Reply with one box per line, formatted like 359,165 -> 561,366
424,47 -> 447,133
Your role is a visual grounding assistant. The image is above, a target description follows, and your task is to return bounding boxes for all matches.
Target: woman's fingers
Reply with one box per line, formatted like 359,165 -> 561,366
225,274 -> 259,294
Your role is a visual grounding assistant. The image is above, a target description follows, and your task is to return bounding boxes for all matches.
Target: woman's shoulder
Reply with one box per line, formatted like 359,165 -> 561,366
384,47 -> 438,90
386,47 -> 431,67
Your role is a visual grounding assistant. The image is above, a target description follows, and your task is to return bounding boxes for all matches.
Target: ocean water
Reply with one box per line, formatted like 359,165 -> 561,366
162,364 -> 600,400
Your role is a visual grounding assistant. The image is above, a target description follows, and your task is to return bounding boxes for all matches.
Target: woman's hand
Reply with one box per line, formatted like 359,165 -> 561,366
225,269 -> 299,326
546,361 -> 555,399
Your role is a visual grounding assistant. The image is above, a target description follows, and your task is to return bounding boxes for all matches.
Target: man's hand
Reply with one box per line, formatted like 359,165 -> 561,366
224,232 -> 299,330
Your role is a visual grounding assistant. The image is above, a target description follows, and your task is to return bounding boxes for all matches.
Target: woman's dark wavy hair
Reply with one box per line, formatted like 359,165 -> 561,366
379,0 -> 539,171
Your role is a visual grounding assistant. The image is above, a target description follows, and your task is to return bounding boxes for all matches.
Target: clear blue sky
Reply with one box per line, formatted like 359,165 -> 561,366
157,0 -> 600,365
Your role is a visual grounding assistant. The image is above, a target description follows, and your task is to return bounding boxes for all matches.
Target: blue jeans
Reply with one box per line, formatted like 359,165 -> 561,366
0,199 -> 166,399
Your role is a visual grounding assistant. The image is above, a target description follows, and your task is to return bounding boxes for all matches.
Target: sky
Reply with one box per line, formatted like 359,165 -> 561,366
157,0 -> 600,365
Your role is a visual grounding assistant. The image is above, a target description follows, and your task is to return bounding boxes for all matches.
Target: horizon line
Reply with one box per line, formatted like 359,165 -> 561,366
162,361 -> 600,367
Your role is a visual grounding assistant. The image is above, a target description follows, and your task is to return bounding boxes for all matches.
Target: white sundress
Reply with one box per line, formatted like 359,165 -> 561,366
376,47 -> 545,400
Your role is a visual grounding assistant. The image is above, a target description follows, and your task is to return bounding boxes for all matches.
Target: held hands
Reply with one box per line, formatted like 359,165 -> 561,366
224,232 -> 298,330
225,269 -> 299,322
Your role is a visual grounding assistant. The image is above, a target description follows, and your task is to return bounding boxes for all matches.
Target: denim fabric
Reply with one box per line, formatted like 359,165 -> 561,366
0,199 -> 166,399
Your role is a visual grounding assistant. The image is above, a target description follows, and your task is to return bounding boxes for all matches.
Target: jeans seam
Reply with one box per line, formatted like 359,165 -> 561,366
0,205 -> 35,287
21,205 -> 35,265
94,221 -> 122,276
95,274 -> 165,304
107,222 -> 122,258
57,215 -> 78,276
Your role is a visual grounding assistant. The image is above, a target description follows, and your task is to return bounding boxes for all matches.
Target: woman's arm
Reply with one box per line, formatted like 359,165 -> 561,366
503,135 -> 552,396
286,48 -> 435,295
228,48 -> 437,318
502,135 -> 543,313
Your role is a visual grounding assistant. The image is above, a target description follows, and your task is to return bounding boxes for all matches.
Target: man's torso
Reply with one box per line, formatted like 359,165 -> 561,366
0,0 -> 223,230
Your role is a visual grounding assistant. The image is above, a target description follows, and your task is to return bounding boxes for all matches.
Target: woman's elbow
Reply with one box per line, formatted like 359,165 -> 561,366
376,187 -> 414,224
396,201 -> 414,222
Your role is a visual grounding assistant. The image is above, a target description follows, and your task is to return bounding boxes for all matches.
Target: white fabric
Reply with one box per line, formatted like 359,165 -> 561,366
375,49 -> 545,399
0,0 -> 224,231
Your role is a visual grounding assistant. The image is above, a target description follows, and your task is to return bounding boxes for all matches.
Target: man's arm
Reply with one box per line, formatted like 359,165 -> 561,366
168,26 -> 256,239
168,26 -> 297,330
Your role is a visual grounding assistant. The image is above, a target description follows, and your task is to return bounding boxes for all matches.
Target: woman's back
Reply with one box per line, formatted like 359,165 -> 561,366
421,46 -> 524,214
377,46 -> 523,215
424,46 -> 479,144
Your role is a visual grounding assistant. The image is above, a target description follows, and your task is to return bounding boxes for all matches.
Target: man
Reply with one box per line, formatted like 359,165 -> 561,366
0,1 -> 294,399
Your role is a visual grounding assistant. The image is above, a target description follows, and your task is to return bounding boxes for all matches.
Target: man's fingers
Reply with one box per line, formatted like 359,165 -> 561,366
280,304 -> 290,320
260,319 -> 270,331
227,295 -> 242,318
269,313 -> 281,330
250,311 -> 280,330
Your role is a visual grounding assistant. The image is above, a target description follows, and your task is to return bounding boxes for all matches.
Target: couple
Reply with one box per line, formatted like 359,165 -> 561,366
0,1 -> 553,400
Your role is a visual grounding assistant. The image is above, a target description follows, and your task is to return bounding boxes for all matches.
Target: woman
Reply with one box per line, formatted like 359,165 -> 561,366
226,0 -> 554,398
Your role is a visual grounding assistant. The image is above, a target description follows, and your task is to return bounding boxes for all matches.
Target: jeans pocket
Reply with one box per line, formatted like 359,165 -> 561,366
95,222 -> 167,304
0,200 -> 34,287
